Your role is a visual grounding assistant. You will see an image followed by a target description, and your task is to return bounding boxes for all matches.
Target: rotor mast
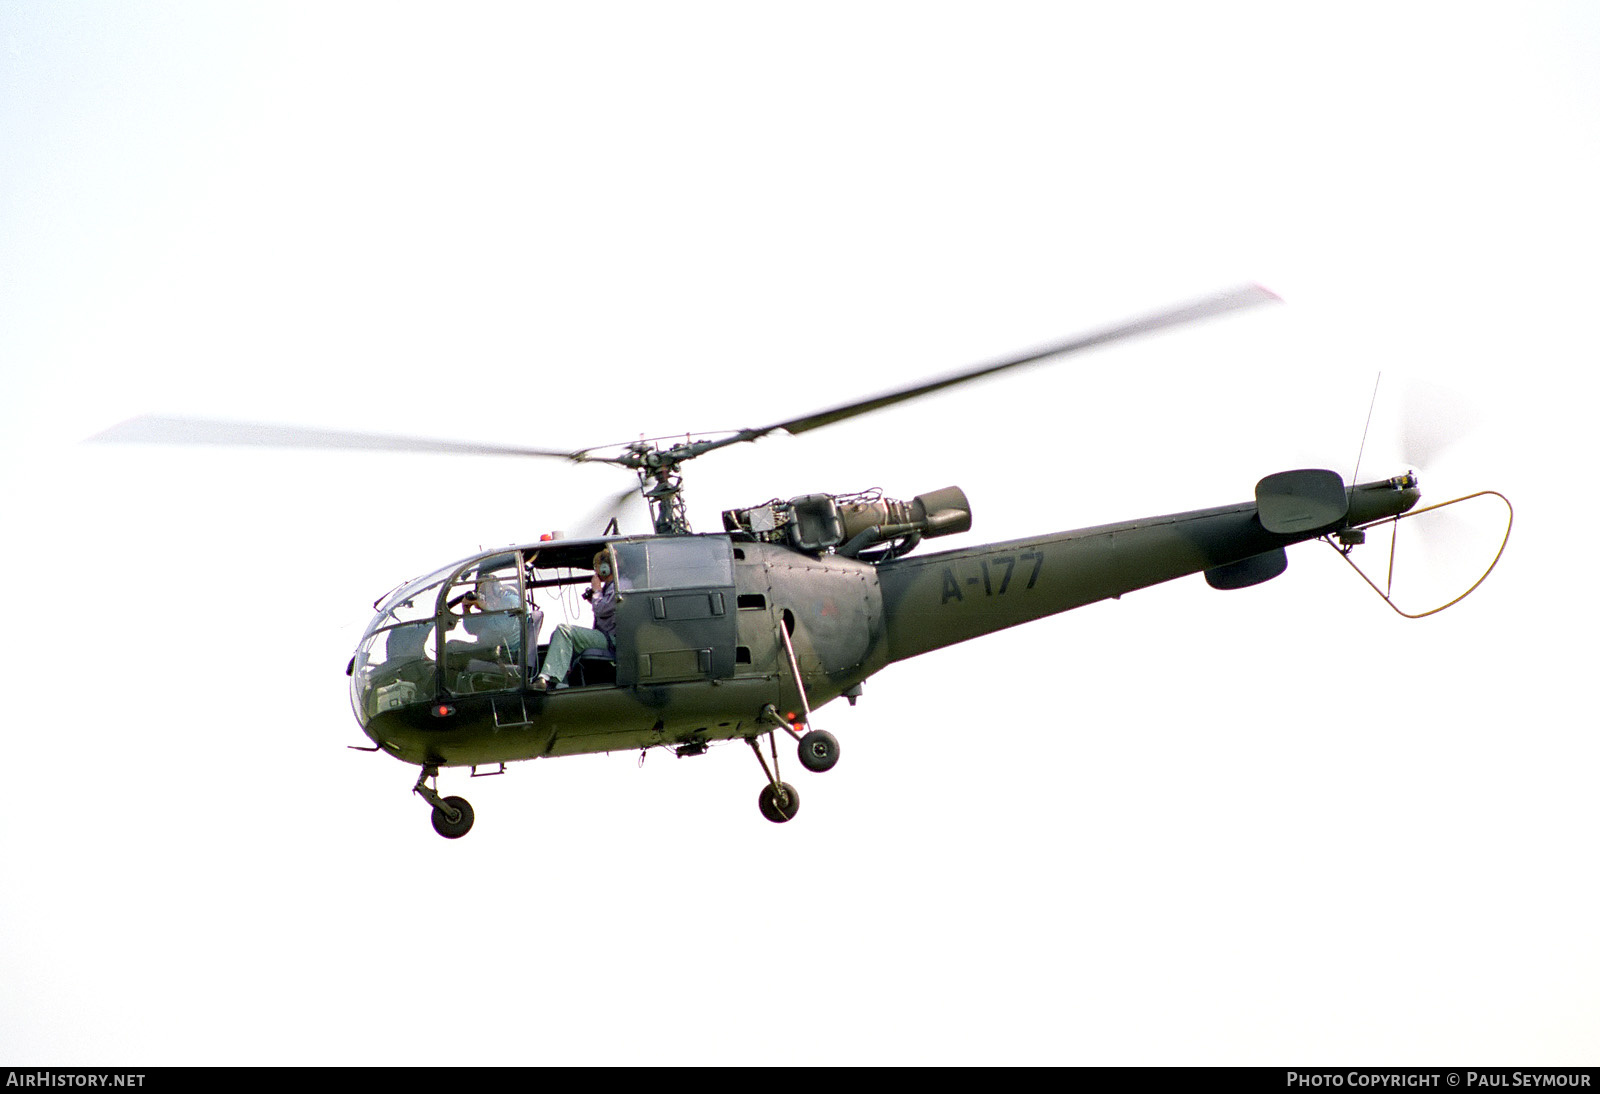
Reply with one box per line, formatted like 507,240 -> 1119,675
610,433 -> 757,535
625,440 -> 691,535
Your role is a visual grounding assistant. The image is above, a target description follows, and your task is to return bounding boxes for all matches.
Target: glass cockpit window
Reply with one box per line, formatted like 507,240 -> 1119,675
354,620 -> 438,722
352,567 -> 450,725
372,563 -> 453,627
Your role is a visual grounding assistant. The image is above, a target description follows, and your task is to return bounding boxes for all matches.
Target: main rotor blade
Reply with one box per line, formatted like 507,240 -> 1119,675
753,283 -> 1280,439
88,415 -> 609,463
90,285 -> 1276,473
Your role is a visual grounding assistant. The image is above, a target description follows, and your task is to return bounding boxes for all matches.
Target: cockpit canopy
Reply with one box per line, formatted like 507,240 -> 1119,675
348,535 -> 738,725
351,538 -> 609,725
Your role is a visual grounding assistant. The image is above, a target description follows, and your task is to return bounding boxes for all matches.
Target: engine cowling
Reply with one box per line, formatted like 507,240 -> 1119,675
722,486 -> 971,560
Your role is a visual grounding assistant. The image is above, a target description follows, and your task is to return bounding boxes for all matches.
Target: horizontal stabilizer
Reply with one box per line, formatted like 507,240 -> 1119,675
1205,548 -> 1288,590
1256,469 -> 1348,534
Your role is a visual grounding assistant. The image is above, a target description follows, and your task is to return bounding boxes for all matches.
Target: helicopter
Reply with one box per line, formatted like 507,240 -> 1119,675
93,284 -> 1511,838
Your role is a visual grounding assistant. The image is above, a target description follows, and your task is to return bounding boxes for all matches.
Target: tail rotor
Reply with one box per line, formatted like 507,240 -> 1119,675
1338,376 -> 1511,618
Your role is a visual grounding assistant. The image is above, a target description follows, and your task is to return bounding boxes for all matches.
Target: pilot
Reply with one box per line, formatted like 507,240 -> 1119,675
463,574 -> 522,650
455,573 -> 546,677
531,548 -> 617,691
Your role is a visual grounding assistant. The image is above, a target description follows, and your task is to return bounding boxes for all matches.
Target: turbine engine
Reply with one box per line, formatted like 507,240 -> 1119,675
722,486 -> 971,561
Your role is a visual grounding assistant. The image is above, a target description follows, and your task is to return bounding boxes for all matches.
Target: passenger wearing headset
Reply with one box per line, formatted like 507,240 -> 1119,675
531,548 -> 617,691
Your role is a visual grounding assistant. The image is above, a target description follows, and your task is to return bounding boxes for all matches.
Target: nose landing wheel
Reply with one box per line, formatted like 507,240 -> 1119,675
430,795 -> 475,839
414,766 -> 475,839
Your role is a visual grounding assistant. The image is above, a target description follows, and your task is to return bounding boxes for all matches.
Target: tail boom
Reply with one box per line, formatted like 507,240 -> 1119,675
875,473 -> 1419,665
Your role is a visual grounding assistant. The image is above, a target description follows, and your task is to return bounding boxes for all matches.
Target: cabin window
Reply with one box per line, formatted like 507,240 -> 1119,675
613,536 -> 734,591
612,541 -> 649,593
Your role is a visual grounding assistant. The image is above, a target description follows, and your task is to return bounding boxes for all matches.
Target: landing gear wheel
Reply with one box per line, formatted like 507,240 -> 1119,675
797,729 -> 840,773
430,795 -> 475,839
758,782 -> 800,824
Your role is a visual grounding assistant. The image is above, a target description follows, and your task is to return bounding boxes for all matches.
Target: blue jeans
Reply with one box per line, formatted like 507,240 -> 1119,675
538,624 -> 611,684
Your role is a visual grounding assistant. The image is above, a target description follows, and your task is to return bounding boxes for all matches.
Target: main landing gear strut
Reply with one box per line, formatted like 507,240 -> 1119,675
414,765 -> 475,839
747,728 -> 800,823
747,623 -> 843,824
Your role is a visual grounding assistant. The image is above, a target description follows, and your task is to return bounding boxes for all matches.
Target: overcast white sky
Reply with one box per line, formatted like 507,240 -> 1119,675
3,1 -> 1597,1066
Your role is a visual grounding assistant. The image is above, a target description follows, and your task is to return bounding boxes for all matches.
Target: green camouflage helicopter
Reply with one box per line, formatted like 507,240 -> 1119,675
95,285 -> 1509,838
